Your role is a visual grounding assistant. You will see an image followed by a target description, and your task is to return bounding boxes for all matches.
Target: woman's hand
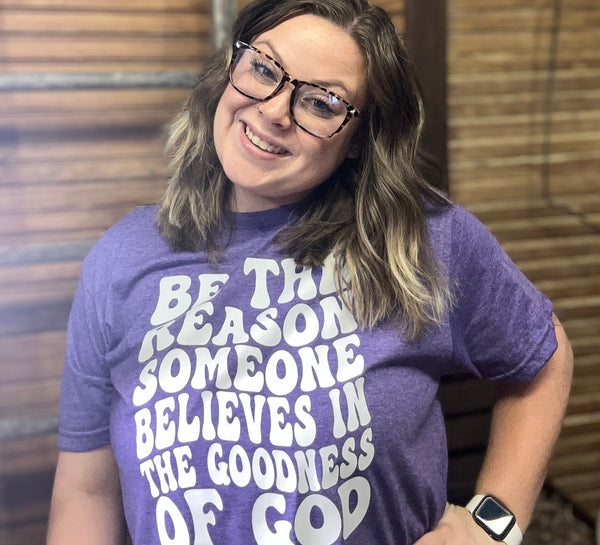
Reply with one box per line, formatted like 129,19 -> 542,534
413,504 -> 498,545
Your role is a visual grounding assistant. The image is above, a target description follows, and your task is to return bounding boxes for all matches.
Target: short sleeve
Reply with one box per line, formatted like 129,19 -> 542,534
449,207 -> 557,383
57,261 -> 113,451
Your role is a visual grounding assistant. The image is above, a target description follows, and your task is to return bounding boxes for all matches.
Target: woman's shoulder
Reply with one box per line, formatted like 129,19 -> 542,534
426,201 -> 493,242
426,199 -> 473,224
82,205 -> 165,272
425,201 -> 504,272
99,203 -> 159,241
105,204 -> 159,237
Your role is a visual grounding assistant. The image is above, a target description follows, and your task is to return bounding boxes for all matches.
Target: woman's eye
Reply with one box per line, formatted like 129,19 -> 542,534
304,95 -> 340,118
250,60 -> 278,82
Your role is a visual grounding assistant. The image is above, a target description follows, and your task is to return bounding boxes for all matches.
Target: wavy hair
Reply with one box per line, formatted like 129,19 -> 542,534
158,0 -> 453,338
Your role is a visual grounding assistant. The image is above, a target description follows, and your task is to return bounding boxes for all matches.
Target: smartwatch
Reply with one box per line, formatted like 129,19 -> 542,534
465,494 -> 523,545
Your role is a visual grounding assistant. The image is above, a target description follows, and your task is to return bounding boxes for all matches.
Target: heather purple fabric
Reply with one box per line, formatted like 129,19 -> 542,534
58,203 -> 557,545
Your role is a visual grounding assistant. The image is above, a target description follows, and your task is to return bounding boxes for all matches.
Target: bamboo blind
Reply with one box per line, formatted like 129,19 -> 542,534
448,0 -> 600,522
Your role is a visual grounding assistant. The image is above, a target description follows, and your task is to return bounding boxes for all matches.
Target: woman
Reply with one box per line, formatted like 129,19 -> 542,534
47,1 -> 573,544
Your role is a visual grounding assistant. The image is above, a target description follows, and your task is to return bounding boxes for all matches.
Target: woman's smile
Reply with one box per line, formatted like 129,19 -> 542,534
243,122 -> 289,156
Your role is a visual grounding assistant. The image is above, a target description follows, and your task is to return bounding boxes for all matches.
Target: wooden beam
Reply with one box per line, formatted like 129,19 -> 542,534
211,0 -> 236,50
404,0 -> 448,191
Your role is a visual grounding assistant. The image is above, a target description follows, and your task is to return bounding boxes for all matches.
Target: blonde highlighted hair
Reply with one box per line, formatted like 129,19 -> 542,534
158,0 -> 454,338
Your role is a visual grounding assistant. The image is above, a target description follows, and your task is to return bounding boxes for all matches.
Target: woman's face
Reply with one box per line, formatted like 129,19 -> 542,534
213,14 -> 366,212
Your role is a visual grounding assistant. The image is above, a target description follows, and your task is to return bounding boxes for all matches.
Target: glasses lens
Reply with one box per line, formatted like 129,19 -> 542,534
231,47 -> 282,100
292,84 -> 348,137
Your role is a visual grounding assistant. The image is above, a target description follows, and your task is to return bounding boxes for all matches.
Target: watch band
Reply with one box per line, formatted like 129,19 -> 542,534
466,495 -> 523,545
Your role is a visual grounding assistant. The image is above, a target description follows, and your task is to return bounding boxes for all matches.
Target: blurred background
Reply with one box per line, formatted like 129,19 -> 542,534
0,0 -> 598,543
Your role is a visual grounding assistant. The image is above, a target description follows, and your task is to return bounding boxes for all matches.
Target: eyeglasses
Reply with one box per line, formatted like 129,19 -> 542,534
229,41 -> 361,138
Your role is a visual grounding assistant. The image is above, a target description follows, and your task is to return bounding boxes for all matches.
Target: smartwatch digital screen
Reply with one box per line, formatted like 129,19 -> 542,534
473,496 -> 517,540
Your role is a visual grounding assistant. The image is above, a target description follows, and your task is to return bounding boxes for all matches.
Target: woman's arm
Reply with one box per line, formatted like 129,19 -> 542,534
47,446 -> 127,545
473,314 -> 573,528
415,315 -> 574,544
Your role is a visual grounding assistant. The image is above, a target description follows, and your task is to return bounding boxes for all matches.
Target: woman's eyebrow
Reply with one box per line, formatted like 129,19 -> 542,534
252,39 -> 351,95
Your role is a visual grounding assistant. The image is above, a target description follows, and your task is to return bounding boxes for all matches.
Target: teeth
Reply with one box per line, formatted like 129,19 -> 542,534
245,126 -> 286,155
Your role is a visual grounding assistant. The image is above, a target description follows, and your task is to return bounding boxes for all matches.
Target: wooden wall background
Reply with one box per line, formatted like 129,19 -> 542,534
447,0 -> 600,524
0,0 -> 598,543
0,2 -> 207,543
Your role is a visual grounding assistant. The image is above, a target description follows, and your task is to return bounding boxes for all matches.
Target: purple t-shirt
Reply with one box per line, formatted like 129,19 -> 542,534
58,203 -> 556,545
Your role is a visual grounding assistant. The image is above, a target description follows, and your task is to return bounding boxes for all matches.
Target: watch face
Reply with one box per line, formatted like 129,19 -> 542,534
474,497 -> 516,540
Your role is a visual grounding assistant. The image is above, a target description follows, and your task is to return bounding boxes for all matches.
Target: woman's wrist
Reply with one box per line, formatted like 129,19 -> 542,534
465,494 -> 523,545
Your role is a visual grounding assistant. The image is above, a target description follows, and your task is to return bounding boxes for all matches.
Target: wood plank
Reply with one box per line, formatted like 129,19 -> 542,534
450,108 -> 600,128
501,233 -> 600,260
0,128 -> 164,160
0,205 -> 137,245
561,317 -> 600,339
552,295 -> 600,320
516,254 -> 600,281
451,150 -> 600,172
450,90 -> 600,119
450,29 -> 600,56
1,10 -> 208,35
555,193 -> 600,214
1,227 -> 109,246
0,60 -> 203,73
552,470 -> 600,495
551,431 -> 600,459
0,332 -> 67,384
0,434 -> 58,475
0,88 -> 190,130
451,115 -> 600,142
535,276 -> 600,300
452,0 -> 597,8
571,375 -> 600,397
0,377 -> 61,418
560,412 -> 600,436
450,128 -> 600,157
0,36 -> 208,62
451,165 -> 600,202
0,179 -> 165,214
0,110 -> 182,132
566,392 -> 600,417
485,216 -> 597,242
0,277 -> 76,307
450,7 -> 600,31
468,200 -> 567,222
3,156 -> 167,186
0,260 -> 82,285
449,32 -> 600,73
0,0 -> 206,9
450,69 -> 600,98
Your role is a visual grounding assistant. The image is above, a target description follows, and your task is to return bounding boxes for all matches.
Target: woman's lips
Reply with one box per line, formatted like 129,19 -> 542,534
244,124 -> 288,155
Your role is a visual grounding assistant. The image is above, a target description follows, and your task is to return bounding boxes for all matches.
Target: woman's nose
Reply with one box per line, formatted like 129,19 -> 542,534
257,84 -> 294,129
